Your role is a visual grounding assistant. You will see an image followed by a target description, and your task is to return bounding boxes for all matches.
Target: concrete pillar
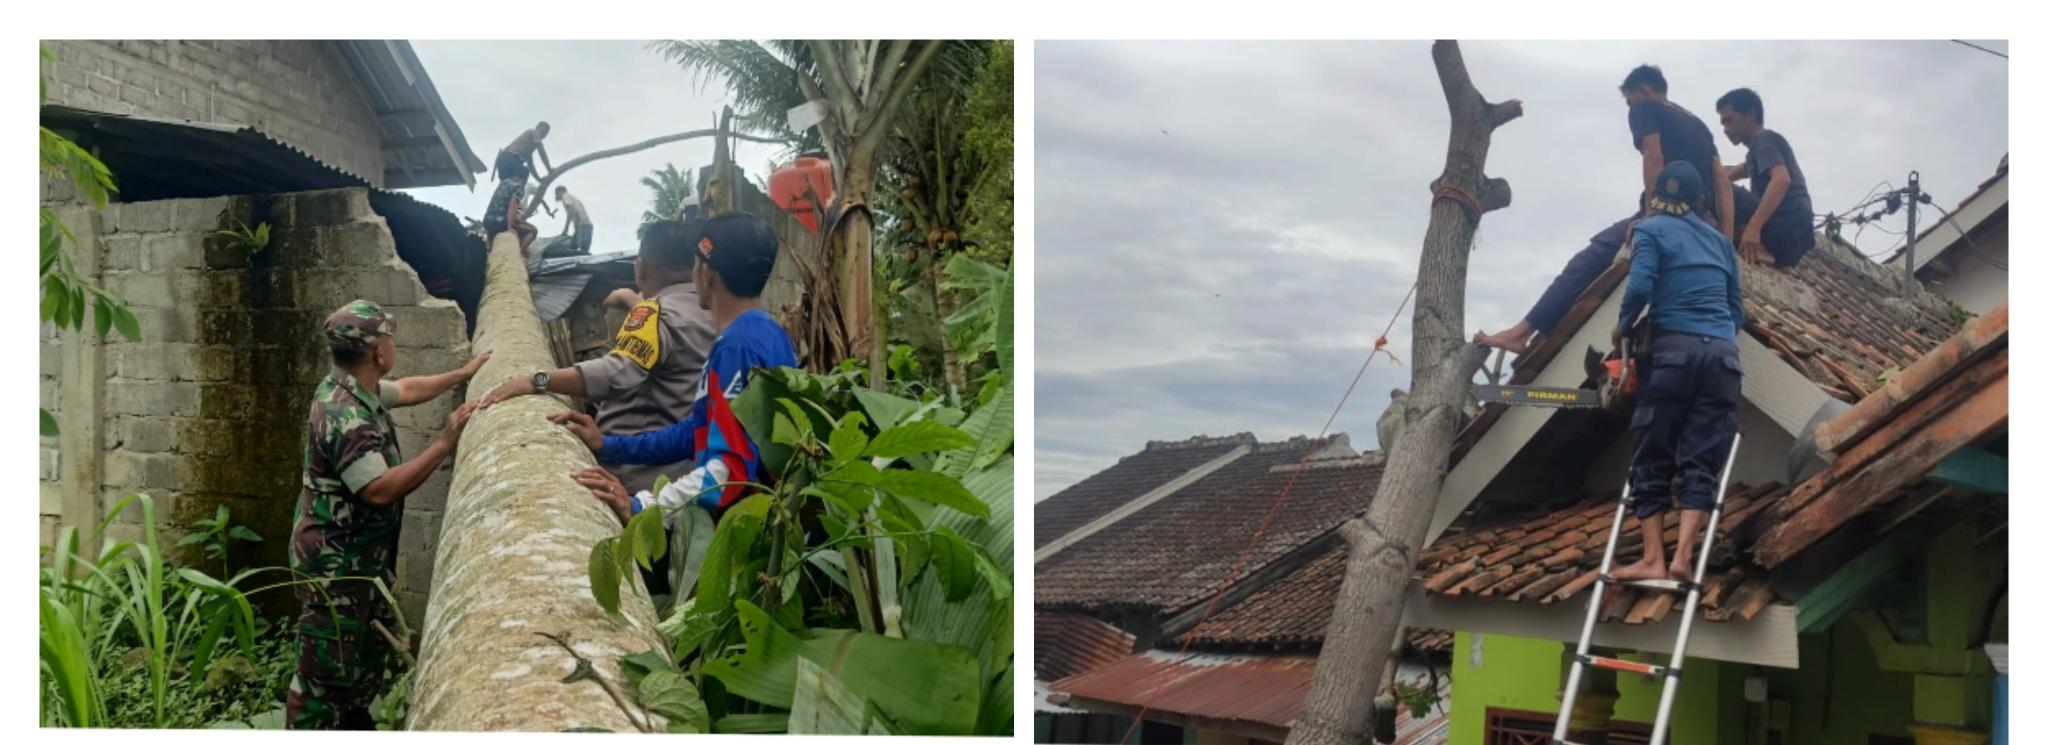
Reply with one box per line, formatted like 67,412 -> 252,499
407,234 -> 666,731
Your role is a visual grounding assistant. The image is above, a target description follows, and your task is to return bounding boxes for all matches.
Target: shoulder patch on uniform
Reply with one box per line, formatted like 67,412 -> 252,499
611,300 -> 662,370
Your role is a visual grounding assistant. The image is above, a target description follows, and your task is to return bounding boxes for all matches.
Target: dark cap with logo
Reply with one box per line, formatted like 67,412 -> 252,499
1647,161 -> 1703,216
693,212 -> 780,293
324,299 -> 394,350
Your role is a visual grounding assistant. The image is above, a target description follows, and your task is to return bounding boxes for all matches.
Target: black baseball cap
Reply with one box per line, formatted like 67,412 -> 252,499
694,212 -> 780,297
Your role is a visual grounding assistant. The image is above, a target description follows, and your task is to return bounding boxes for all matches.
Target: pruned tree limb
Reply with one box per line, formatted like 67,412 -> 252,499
519,128 -> 783,214
1285,40 -> 1519,745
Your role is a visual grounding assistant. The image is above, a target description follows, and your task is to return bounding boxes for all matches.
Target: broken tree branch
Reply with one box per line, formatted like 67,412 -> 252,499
536,631 -> 653,734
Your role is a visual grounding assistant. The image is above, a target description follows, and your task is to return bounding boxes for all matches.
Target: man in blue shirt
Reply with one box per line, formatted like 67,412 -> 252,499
1609,161 -> 1744,584
550,212 -> 799,526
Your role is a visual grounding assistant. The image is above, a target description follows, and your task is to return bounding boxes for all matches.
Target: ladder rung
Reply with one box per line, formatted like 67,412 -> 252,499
1577,653 -> 1678,678
1599,574 -> 1696,593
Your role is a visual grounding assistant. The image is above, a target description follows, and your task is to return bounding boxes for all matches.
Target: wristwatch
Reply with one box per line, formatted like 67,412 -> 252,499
531,369 -> 550,393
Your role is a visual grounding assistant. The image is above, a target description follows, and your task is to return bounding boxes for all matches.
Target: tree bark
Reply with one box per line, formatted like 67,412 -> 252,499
1284,41 -> 1518,745
929,254 -> 969,394
409,232 -> 667,732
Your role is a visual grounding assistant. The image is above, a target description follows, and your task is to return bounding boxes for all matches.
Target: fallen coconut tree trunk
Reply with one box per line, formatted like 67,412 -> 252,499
409,232 -> 666,732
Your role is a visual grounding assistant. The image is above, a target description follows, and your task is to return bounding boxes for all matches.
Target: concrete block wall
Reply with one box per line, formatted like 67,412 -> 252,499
41,40 -> 386,186
39,188 -> 467,625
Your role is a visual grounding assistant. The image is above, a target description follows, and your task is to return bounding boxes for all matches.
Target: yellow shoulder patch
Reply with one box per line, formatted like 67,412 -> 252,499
611,300 -> 662,370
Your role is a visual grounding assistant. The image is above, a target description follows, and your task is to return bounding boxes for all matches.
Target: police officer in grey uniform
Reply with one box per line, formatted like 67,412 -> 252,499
477,219 -> 716,495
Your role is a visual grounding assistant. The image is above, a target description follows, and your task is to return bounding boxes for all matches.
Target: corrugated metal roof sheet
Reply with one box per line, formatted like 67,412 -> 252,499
1051,652 -> 1450,744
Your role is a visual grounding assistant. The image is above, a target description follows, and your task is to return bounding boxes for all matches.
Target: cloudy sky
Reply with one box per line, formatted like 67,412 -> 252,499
402,41 -> 787,249
1034,40 -> 2008,499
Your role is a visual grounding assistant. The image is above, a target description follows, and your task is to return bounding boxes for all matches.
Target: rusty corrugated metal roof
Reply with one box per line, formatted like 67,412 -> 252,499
1053,652 -> 1317,731
1051,652 -> 1450,744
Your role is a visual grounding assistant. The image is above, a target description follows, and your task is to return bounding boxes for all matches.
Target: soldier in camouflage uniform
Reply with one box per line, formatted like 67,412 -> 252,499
287,299 -> 488,729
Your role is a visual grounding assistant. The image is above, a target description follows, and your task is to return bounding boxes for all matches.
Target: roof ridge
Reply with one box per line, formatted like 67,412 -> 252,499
1145,432 -> 1257,451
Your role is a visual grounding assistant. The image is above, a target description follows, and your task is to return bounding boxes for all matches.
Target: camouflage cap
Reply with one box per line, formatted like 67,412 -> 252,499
324,299 -> 395,350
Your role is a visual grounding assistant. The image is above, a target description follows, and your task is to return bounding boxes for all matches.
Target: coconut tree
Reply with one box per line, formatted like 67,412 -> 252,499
650,39 -> 983,387
638,162 -> 694,240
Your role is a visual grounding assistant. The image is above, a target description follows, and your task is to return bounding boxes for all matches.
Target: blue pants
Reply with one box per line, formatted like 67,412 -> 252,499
1524,216 -> 1636,335
1629,333 -> 1742,520
1731,185 -> 1815,268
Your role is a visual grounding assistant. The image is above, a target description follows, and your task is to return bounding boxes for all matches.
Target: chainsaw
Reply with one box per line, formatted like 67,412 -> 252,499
1473,333 -> 1644,412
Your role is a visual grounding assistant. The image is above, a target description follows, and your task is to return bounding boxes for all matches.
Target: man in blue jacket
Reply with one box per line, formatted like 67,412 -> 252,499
549,212 -> 799,526
1609,161 -> 1744,584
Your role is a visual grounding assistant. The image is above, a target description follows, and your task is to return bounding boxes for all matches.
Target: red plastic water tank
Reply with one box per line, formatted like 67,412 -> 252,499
768,153 -> 833,234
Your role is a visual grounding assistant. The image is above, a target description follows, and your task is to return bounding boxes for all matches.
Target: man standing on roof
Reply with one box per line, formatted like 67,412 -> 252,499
1478,65 -> 1733,355
493,121 -> 552,182
288,300 -> 486,729
1608,162 -> 1744,584
555,186 -> 595,255
482,175 -> 538,257
549,212 -> 799,526
475,219 -> 716,498
1716,88 -> 1816,268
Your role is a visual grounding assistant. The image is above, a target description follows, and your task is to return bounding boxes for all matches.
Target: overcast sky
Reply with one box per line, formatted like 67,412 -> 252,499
402,41 -> 786,249
1034,40 -> 2008,499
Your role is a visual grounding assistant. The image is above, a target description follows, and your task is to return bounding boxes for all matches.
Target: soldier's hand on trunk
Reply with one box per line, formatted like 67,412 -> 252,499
441,400 -> 478,448
457,351 -> 493,379
548,411 -> 602,453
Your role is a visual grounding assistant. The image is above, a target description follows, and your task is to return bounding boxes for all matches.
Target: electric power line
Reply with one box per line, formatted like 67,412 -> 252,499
1920,198 -> 2009,270
1950,40 -> 2010,59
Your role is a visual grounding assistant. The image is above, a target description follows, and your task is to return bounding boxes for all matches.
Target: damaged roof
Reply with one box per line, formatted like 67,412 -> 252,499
1036,612 -> 1138,683
1051,652 -> 1451,744
1035,436 -> 1380,616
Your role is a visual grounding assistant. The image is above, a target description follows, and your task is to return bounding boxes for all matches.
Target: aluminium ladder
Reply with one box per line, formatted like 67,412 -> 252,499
1552,432 -> 1743,745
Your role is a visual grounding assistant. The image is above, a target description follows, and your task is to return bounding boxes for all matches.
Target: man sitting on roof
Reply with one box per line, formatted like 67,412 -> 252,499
1716,87 -> 1816,268
493,121 -> 553,182
1609,161 -> 1744,584
1478,64 -> 1732,355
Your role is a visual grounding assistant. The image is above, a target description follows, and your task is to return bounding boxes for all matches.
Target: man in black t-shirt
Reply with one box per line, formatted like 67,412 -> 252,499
1716,88 -> 1816,268
1477,64 -> 1736,355
1623,64 -> 1733,238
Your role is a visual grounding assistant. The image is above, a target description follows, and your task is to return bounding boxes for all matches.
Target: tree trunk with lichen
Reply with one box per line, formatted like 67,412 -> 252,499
408,232 -> 666,732
1284,41 -> 1518,745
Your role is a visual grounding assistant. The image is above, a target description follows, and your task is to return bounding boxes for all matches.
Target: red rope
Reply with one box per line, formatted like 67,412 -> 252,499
1117,280 -> 1421,744
1433,183 -> 1483,221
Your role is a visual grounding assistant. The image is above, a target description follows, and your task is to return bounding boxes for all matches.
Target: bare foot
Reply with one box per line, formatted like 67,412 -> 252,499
1668,553 -> 1695,583
1610,557 -> 1667,582
1475,329 -> 1533,355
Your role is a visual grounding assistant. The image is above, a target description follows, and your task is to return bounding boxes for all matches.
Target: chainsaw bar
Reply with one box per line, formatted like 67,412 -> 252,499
1473,385 -> 1604,409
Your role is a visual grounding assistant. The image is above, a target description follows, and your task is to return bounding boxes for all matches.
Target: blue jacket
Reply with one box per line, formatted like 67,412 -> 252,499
1620,212 -> 1744,340
601,310 -> 799,514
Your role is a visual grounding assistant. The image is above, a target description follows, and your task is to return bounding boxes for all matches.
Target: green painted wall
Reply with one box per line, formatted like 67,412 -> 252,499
1764,625 -> 1915,743
1447,632 -> 1738,745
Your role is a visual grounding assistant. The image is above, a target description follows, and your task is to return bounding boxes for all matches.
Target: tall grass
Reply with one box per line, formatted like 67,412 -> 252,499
39,493 -> 259,728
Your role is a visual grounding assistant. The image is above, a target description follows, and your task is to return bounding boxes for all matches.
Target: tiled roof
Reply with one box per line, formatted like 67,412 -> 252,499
1035,612 -> 1137,683
1034,434 -> 1252,549
1413,483 -> 1792,625
1178,543 -> 1455,653
1742,238 -> 1962,402
1454,233 -> 1961,465
1036,438 -> 1380,615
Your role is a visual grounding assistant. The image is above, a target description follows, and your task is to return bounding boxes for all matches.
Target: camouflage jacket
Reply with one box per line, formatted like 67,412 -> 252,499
291,368 -> 405,603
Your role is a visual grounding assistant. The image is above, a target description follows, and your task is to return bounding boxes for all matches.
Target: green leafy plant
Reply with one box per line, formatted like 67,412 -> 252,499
40,42 -> 135,438
175,504 -> 264,577
583,269 -> 1014,734
217,220 -> 270,255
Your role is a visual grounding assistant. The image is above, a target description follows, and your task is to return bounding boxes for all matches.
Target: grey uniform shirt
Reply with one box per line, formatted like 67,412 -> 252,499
574,281 -> 716,494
